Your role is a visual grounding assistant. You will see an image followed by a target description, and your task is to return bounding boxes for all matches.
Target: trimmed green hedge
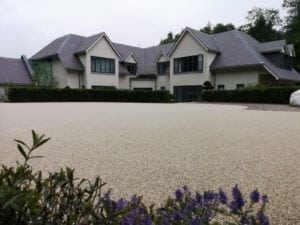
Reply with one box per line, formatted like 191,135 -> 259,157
7,87 -> 171,103
202,86 -> 300,104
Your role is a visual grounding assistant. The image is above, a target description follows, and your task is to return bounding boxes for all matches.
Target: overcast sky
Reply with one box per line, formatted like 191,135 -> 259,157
1,0 -> 286,58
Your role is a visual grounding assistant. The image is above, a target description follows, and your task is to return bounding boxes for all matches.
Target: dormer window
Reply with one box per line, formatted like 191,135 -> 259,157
157,62 -> 170,75
125,63 -> 137,75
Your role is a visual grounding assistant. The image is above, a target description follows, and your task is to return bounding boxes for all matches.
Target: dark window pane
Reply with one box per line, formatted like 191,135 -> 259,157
218,85 -> 225,90
91,57 -> 96,72
125,63 -> 137,75
157,62 -> 169,75
90,56 -> 115,74
174,55 -> 203,74
236,84 -> 244,90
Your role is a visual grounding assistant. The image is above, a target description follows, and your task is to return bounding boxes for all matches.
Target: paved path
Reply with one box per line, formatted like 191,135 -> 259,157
0,103 -> 299,224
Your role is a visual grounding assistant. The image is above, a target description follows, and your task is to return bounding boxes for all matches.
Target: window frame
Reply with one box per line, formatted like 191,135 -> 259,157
174,55 -> 204,74
91,56 -> 115,74
217,85 -> 225,90
125,62 -> 137,75
157,61 -> 170,75
236,84 -> 245,90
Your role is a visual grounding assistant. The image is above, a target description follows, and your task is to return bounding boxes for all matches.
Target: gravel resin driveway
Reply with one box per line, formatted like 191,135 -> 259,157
0,103 -> 299,224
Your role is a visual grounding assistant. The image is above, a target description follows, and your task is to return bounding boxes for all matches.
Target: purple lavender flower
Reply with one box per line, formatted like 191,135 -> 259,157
230,185 -> 244,211
250,189 -> 260,203
142,216 -> 153,225
116,198 -> 127,211
257,212 -> 270,225
195,192 -> 202,205
174,212 -> 183,221
203,191 -> 215,204
190,218 -> 203,225
121,218 -> 130,225
262,194 -> 269,203
175,189 -> 183,201
218,189 -> 227,204
131,194 -> 139,204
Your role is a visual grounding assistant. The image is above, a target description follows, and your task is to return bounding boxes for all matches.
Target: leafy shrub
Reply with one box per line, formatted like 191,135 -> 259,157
203,81 -> 213,90
202,86 -> 300,104
0,131 -> 270,225
7,87 -> 171,103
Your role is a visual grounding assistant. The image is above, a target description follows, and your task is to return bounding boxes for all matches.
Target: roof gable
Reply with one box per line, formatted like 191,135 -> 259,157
76,33 -> 121,57
154,52 -> 169,62
124,53 -> 139,63
168,27 -> 220,57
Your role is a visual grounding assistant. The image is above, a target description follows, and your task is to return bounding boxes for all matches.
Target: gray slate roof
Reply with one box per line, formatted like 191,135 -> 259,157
74,33 -> 104,54
210,30 -> 300,82
112,42 -> 173,75
31,34 -> 85,71
0,57 -> 32,85
30,27 -> 300,81
255,40 -> 286,53
185,27 -> 220,52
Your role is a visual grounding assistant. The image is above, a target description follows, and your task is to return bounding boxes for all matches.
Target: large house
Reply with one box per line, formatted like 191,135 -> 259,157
1,27 -> 300,102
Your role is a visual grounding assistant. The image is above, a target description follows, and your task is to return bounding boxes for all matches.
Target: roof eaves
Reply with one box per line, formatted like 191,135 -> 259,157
262,65 -> 280,80
210,63 -> 263,71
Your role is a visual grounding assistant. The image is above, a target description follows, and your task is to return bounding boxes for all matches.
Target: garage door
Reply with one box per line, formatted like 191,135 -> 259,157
174,86 -> 202,102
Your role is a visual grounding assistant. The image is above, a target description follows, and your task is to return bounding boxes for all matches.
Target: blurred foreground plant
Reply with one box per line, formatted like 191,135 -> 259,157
0,131 -> 269,225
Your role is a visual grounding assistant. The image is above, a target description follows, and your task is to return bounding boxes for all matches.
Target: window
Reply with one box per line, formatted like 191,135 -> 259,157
91,85 -> 116,90
161,86 -> 166,90
91,56 -> 115,74
217,85 -> 225,90
133,88 -> 153,91
236,84 -> 245,90
125,63 -> 137,75
157,62 -> 169,75
174,55 -> 203,74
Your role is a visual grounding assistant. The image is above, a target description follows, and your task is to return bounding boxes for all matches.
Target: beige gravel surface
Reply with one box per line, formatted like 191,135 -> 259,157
0,103 -> 299,224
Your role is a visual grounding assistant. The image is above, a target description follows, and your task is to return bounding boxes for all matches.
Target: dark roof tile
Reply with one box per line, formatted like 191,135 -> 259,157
0,57 -> 32,84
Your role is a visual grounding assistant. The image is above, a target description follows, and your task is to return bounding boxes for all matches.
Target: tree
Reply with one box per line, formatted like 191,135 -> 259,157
31,61 -> 58,88
242,7 -> 283,42
200,23 -> 235,34
212,23 -> 235,34
160,31 -> 181,45
200,22 -> 213,34
283,0 -> 300,70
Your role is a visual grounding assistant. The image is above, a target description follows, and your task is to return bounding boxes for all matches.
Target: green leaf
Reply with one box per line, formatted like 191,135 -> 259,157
14,139 -> 30,150
17,144 -> 28,160
2,193 -> 23,209
32,130 -> 38,146
33,138 -> 51,150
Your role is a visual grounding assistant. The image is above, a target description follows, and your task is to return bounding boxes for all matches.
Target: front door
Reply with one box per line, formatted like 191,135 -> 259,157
174,86 -> 202,102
